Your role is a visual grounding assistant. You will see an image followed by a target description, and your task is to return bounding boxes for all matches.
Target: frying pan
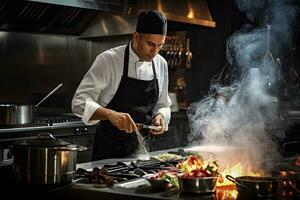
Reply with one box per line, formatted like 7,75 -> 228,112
226,175 -> 279,198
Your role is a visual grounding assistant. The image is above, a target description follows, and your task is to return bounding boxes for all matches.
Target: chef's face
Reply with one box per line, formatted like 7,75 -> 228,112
133,32 -> 165,62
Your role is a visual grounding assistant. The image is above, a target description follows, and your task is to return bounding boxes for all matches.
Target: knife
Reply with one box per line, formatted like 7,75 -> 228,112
136,123 -> 162,131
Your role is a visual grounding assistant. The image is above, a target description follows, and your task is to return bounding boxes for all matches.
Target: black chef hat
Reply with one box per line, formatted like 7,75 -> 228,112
136,10 -> 167,35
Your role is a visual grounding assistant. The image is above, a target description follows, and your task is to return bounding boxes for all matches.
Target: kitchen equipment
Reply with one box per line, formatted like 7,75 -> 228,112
13,133 -> 87,185
226,175 -> 279,198
178,176 -> 218,193
0,83 -> 63,125
144,174 -> 171,190
136,123 -> 162,131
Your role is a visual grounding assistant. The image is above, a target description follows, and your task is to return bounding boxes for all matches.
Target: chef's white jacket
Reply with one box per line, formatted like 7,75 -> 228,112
72,42 -> 172,126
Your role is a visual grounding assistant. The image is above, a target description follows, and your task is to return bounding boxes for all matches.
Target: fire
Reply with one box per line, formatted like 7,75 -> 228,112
216,188 -> 239,200
217,163 -> 263,187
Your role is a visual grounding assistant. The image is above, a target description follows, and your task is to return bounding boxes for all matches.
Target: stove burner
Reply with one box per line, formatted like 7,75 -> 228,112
35,113 -> 82,126
74,158 -> 180,186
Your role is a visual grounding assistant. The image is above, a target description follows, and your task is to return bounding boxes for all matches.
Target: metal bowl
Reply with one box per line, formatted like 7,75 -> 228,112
146,178 -> 171,189
178,176 -> 218,193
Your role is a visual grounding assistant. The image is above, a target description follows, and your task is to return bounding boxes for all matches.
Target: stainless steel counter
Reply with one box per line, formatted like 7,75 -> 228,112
1,147 -> 297,200
64,148 -> 219,200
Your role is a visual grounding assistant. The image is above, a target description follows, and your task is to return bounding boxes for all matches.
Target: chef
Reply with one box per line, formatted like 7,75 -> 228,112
72,10 -> 172,160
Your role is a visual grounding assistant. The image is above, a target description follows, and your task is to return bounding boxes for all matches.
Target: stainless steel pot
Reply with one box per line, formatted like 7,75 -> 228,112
13,133 -> 87,185
178,176 -> 218,193
0,104 -> 34,125
0,83 -> 63,125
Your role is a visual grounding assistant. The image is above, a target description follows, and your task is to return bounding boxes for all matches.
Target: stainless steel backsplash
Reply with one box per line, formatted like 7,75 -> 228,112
0,31 -> 130,112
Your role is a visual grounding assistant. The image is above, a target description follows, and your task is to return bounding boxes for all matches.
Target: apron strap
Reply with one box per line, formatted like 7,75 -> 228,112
123,44 -> 130,77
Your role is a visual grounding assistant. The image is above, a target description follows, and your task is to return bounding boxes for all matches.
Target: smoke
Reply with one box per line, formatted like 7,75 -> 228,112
187,0 -> 299,170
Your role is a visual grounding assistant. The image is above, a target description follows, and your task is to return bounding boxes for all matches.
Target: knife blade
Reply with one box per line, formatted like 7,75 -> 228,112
136,123 -> 162,131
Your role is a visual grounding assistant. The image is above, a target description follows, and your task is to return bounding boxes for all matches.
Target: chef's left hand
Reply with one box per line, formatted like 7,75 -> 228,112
150,114 -> 166,135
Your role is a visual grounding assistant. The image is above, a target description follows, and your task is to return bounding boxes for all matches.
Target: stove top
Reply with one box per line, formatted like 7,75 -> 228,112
70,152 -> 300,200
35,113 -> 82,126
74,158 -> 177,185
1,153 -> 300,200
0,113 -> 86,133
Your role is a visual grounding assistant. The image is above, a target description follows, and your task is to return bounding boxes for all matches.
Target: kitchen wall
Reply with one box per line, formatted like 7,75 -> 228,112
185,0 -> 248,103
0,31 -> 130,113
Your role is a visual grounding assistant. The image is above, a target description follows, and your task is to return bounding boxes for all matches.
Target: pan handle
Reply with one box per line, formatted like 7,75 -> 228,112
35,83 -> 63,108
226,175 -> 248,189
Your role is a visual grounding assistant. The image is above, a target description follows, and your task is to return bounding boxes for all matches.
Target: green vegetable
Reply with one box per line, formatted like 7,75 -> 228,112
160,173 -> 179,188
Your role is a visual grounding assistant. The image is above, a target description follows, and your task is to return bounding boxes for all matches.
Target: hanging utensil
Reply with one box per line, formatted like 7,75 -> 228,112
185,38 -> 192,69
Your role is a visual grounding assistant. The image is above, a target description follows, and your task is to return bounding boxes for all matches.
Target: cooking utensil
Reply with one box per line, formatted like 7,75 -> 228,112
0,83 -> 63,125
226,175 -> 279,198
136,123 -> 162,131
13,133 -> 87,185
178,175 -> 218,193
0,104 -> 34,125
35,83 -> 63,108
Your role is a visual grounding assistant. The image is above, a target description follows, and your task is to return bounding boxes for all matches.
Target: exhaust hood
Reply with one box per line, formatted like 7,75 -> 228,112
0,0 -> 215,36
0,0 -> 127,35
79,0 -> 216,38
131,0 -> 215,28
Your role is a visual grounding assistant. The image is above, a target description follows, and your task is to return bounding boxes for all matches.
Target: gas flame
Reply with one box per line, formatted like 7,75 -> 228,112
217,163 -> 263,187
216,188 -> 239,200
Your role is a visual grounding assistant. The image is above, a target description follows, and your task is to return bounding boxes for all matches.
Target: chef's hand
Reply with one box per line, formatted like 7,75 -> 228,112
108,111 -> 138,133
150,114 -> 166,135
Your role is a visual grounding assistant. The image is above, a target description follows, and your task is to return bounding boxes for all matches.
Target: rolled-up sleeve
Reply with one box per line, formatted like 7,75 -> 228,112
71,54 -> 109,125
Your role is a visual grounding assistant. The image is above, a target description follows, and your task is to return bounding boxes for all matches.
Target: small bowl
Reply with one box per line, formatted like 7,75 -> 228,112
178,176 -> 218,193
147,178 -> 171,189
143,174 -> 172,190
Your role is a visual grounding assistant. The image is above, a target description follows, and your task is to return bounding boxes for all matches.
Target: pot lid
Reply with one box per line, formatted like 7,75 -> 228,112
14,133 -> 76,148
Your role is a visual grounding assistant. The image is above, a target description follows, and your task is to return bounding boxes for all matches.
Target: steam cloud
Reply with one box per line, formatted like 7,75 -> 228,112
187,0 -> 299,170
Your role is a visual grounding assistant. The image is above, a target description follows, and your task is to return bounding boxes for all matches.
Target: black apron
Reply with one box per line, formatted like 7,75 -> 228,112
92,44 -> 159,161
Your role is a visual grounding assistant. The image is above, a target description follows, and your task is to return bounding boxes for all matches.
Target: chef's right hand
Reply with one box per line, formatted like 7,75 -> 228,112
108,111 -> 138,133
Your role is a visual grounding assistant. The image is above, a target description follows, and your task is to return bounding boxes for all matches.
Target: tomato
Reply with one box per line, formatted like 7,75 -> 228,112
191,169 -> 212,177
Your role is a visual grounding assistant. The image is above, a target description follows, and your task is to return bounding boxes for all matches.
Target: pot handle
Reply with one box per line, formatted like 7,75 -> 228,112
55,145 -> 88,151
75,145 -> 88,151
37,133 -> 56,140
226,175 -> 248,189
35,83 -> 63,108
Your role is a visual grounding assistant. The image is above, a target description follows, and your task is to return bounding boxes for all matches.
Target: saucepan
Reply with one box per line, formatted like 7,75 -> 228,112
226,175 -> 279,198
0,83 -> 63,125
